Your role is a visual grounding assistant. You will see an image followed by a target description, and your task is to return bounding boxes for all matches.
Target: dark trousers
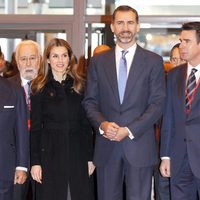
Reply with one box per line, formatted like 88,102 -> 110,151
154,164 -> 171,200
171,154 -> 200,200
96,143 -> 153,200
13,176 -> 35,200
0,180 -> 13,200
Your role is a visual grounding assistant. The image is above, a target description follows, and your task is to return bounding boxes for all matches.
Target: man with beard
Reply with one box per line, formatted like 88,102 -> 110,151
9,40 -> 41,200
83,5 -> 165,200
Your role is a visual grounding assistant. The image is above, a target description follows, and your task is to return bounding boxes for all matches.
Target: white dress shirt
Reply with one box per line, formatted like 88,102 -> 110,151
187,63 -> 200,84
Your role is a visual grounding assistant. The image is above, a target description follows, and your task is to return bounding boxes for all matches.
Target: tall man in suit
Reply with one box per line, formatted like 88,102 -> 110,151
9,40 -> 41,200
0,77 -> 29,200
83,5 -> 166,200
160,22 -> 200,200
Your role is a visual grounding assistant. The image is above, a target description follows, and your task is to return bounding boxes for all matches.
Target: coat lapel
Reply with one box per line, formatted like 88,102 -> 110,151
187,78 -> 200,120
175,65 -> 187,113
123,45 -> 145,103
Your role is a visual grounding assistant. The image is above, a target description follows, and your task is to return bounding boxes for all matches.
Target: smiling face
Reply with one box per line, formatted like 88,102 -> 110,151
48,46 -> 69,77
179,30 -> 200,66
110,10 -> 140,49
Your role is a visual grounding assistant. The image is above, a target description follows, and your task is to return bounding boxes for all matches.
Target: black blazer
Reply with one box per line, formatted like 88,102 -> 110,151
30,73 -> 93,200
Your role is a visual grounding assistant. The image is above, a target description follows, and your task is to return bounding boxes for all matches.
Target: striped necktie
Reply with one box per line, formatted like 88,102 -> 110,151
118,50 -> 128,104
186,68 -> 197,112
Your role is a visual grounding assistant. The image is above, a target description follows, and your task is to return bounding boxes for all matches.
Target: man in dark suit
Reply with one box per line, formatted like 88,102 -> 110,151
9,40 -> 41,200
0,77 -> 29,200
83,5 -> 166,200
160,22 -> 200,200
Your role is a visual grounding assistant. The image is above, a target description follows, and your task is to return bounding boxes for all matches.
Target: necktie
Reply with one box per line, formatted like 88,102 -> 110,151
186,68 -> 197,111
26,81 -> 31,103
118,50 -> 128,104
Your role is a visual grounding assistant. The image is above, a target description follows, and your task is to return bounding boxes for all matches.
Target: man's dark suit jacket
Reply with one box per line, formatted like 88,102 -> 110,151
83,45 -> 166,167
0,76 -> 29,182
9,73 -> 21,88
161,63 -> 200,179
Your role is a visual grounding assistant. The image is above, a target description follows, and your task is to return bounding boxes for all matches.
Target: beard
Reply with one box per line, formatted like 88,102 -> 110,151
116,31 -> 135,44
20,67 -> 38,80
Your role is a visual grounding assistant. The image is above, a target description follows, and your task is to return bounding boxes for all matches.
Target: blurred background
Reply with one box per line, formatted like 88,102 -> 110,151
0,0 -> 200,71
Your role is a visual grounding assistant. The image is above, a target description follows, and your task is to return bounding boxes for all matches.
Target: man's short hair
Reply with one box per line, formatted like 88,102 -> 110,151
182,22 -> 200,43
112,5 -> 139,23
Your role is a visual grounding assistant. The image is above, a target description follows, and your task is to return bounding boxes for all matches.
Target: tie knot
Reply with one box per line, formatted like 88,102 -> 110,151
191,68 -> 197,75
121,50 -> 128,59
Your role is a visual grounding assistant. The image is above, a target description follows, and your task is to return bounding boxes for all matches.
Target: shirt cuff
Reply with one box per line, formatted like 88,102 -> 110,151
161,157 -> 170,160
99,126 -> 104,135
99,125 -> 134,140
16,167 -> 28,172
125,127 -> 134,140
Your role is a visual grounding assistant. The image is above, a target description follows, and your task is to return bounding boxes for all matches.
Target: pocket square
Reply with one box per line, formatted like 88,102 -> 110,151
4,105 -> 14,108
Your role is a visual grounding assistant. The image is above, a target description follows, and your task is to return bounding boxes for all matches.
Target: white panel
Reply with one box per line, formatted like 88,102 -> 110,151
49,0 -> 72,8
18,0 -> 28,7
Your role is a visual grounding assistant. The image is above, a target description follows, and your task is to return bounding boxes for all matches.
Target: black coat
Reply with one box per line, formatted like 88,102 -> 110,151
30,73 -> 93,200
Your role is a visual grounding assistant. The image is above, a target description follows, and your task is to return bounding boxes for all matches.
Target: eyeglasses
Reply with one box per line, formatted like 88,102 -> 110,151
19,56 -> 38,64
171,57 -> 184,63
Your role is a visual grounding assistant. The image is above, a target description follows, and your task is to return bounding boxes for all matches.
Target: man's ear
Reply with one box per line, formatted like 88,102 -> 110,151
110,23 -> 114,33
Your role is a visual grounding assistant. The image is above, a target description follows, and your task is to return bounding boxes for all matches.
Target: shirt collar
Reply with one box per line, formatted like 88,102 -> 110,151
21,76 -> 30,87
115,43 -> 137,57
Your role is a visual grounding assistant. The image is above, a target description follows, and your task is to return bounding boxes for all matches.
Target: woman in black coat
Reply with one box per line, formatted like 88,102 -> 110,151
30,38 -> 95,200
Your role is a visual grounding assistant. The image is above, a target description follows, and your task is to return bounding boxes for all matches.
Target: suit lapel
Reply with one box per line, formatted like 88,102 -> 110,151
187,78 -> 200,120
123,45 -> 145,103
175,65 -> 187,113
102,49 -> 120,103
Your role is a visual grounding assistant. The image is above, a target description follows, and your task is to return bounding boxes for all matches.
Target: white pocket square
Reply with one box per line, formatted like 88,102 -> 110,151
4,105 -> 14,108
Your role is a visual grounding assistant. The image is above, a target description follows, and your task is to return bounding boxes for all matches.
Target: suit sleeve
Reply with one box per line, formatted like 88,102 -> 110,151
160,71 -> 174,157
83,57 -> 107,131
15,87 -> 29,168
80,102 -> 94,161
127,56 -> 166,139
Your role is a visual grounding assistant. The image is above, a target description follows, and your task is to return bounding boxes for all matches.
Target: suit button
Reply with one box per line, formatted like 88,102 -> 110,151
10,144 -> 15,147
184,138 -> 186,142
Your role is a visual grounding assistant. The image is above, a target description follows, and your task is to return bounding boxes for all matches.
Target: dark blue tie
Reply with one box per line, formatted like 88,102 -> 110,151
186,68 -> 197,111
118,50 -> 128,104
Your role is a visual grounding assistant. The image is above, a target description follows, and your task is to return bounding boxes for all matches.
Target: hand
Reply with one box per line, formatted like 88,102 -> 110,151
113,127 -> 129,142
160,159 -> 171,177
101,121 -> 119,140
31,165 -> 42,184
14,170 -> 27,184
88,161 -> 95,176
